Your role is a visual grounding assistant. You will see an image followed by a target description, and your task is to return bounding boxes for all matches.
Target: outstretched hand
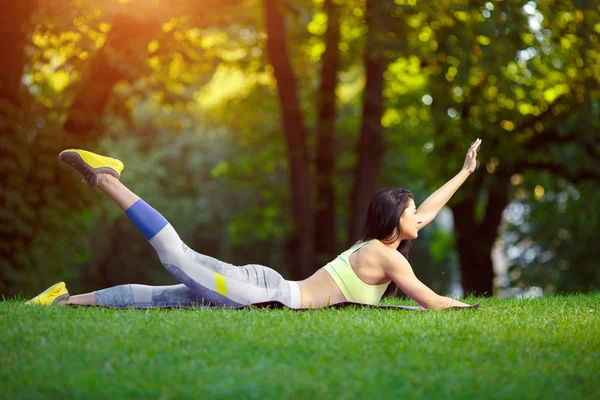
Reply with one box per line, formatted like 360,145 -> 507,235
462,138 -> 481,174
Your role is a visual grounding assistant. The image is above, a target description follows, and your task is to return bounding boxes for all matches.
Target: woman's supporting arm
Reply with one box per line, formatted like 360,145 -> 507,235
383,250 -> 470,310
416,139 -> 481,229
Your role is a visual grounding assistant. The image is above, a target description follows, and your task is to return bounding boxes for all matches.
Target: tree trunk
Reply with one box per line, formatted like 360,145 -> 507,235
314,0 -> 341,267
348,0 -> 388,244
64,14 -> 159,140
0,0 -> 38,290
452,200 -> 494,296
263,0 -> 314,279
0,0 -> 36,101
452,173 -> 510,296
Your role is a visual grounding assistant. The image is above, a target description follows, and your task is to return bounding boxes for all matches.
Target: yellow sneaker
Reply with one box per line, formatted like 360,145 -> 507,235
59,149 -> 124,187
25,282 -> 70,306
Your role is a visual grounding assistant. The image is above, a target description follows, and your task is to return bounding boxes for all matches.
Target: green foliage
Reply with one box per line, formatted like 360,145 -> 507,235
429,228 -> 456,263
1,0 -> 290,297
2,293 -> 600,398
63,127 -> 293,294
376,0 -> 600,293
504,176 -> 600,293
0,100 -> 97,296
2,0 -> 599,297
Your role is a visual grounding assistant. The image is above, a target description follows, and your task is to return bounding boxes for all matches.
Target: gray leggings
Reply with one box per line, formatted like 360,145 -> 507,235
95,283 -> 228,308
94,251 -> 300,308
95,199 -> 301,308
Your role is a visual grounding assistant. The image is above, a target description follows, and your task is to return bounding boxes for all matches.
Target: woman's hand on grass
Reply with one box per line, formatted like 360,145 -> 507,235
437,296 -> 471,309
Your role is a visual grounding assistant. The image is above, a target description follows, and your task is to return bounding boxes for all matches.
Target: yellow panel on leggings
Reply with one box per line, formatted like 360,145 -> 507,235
214,272 -> 228,296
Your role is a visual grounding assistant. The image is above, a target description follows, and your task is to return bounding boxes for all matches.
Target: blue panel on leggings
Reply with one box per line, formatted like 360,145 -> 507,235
125,199 -> 169,241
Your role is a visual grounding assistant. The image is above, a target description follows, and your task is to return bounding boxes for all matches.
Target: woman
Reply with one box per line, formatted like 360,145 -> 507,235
27,139 -> 482,310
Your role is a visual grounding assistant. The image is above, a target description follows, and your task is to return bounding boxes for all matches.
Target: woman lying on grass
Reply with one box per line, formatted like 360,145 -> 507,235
27,139 -> 482,310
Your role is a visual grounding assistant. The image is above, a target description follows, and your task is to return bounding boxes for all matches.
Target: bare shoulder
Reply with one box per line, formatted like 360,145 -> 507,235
362,240 -> 409,270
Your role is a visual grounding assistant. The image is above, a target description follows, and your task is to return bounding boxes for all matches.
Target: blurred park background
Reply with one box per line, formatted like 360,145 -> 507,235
1,0 -> 598,299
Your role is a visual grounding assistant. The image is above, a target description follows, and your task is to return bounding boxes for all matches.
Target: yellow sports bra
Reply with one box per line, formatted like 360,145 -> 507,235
323,240 -> 390,304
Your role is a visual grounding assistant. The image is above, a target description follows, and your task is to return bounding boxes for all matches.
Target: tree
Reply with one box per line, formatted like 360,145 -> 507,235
5,0 -> 597,298
63,0 -> 246,140
501,0 -> 600,294
380,0 -> 600,295
64,14 -> 161,140
348,0 -> 396,243
504,176 -> 600,294
262,0 -> 317,278
314,0 -> 342,266
0,0 -> 260,295
0,0 -> 39,291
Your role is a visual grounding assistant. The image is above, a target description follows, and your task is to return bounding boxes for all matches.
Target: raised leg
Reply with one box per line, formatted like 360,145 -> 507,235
60,149 -> 301,308
97,174 -> 139,212
95,175 -> 299,307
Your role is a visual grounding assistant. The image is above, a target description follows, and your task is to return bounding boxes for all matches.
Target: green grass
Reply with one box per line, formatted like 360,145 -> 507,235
1,293 -> 599,400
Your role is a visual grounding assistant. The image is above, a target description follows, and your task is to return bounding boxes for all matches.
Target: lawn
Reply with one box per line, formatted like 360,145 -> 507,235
1,293 -> 599,399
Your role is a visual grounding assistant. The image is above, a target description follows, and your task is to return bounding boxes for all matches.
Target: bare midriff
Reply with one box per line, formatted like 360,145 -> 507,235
296,240 -> 393,308
297,268 -> 347,308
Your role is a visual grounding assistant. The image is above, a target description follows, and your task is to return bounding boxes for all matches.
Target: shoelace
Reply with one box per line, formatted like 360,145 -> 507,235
104,158 -> 121,168
49,286 -> 64,297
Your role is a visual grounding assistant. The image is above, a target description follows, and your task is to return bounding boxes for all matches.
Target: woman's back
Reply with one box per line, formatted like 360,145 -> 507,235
347,240 -> 392,285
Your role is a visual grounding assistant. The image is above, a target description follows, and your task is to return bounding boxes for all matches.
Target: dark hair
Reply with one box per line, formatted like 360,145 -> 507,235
361,187 -> 414,297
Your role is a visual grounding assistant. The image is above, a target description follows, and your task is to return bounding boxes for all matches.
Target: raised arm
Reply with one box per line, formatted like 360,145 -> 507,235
382,250 -> 470,310
417,138 -> 482,229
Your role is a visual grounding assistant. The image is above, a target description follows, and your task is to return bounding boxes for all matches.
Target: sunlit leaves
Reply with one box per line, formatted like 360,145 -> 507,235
477,35 -> 491,46
543,83 -> 570,102
25,4 -> 111,106
193,64 -> 273,108
302,2 -> 366,63
199,31 -> 230,49
384,56 -> 426,101
307,11 -> 327,35
147,39 -> 160,53
336,65 -> 365,105
168,53 -> 185,80
49,70 -> 70,92
500,120 -> 515,131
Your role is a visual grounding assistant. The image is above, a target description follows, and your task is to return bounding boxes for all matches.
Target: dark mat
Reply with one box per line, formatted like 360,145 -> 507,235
69,301 -> 481,311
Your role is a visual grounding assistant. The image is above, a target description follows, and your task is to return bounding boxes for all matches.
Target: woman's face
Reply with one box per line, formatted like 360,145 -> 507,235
399,198 -> 421,240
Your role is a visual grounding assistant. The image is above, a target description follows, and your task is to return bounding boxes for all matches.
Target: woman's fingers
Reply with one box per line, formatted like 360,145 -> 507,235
466,139 -> 481,171
468,138 -> 482,154
468,139 -> 479,152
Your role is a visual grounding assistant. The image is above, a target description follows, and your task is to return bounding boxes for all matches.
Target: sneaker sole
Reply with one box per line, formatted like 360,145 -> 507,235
59,151 -> 121,187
